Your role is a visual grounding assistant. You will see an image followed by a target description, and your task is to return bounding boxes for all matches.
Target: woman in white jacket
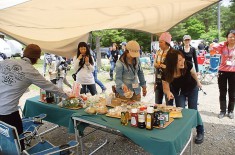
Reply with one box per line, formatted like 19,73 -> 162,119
74,42 -> 97,95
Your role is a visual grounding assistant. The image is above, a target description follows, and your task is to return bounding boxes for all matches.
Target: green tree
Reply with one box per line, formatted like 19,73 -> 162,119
222,0 -> 235,34
169,23 -> 187,41
185,17 -> 205,39
92,29 -> 151,52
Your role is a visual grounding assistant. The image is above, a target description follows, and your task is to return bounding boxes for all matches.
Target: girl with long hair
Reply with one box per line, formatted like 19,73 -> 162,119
162,50 -> 204,144
74,42 -> 97,95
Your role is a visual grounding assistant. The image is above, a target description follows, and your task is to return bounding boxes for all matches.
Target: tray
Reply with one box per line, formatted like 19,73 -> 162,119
105,113 -> 121,119
154,117 -> 174,129
169,111 -> 183,118
61,106 -> 83,110
38,100 -> 55,104
105,113 -> 131,120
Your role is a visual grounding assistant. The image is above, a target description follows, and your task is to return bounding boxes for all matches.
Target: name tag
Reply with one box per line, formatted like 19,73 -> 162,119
157,74 -> 162,79
226,60 -> 232,66
132,83 -> 139,88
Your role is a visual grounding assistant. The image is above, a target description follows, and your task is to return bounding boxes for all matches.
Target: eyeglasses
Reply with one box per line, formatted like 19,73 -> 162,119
184,39 -> 190,41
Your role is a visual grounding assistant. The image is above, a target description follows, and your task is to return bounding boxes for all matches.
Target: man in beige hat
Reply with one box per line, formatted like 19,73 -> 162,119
0,44 -> 69,151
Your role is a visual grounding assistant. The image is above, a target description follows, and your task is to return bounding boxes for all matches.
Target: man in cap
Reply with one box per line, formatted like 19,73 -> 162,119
119,42 -> 127,56
0,44 -> 69,151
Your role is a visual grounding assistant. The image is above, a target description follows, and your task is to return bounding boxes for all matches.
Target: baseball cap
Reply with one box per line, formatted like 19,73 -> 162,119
126,40 -> 140,57
183,35 -> 191,40
120,42 -> 127,46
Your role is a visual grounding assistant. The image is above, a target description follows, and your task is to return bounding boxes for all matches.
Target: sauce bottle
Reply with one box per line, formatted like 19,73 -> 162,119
121,111 -> 129,126
138,108 -> 146,129
146,107 -> 154,130
131,108 -> 138,127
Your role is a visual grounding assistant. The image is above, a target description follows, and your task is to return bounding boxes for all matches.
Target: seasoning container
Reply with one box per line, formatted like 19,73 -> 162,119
138,108 -> 146,129
40,89 -> 46,102
131,108 -> 138,127
46,91 -> 54,103
163,110 -> 170,122
153,111 -> 160,127
54,94 -> 62,104
121,111 -> 129,126
146,107 -> 154,130
158,116 -> 165,129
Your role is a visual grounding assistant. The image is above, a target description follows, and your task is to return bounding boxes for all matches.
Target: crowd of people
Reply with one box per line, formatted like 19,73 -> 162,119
0,29 -> 234,150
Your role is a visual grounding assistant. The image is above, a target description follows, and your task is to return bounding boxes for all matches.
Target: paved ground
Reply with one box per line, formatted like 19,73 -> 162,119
19,67 -> 235,155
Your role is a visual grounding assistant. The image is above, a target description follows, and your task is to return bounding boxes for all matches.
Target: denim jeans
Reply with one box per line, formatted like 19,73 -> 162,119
93,67 -> 106,90
155,82 -> 171,105
172,86 -> 204,134
110,61 -> 116,76
80,84 -> 97,96
218,71 -> 235,113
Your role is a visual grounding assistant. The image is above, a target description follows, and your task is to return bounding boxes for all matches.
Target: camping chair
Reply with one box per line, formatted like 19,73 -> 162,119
0,121 -> 78,155
18,106 -> 47,147
197,64 -> 207,82
139,57 -> 150,68
197,56 -> 207,82
197,56 -> 205,65
203,57 -> 220,84
21,113 -> 47,147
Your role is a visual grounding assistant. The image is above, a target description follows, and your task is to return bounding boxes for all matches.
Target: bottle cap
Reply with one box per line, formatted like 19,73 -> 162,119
131,108 -> 137,113
139,107 -> 145,111
147,107 -> 154,113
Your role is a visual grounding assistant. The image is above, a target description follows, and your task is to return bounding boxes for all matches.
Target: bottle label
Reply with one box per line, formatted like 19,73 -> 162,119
138,114 -> 145,122
131,117 -> 137,126
146,115 -> 152,128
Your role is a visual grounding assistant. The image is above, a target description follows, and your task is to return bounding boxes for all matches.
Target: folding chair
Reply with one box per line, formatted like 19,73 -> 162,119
0,121 -> 78,155
18,106 -> 47,147
197,64 -> 207,82
139,57 -> 150,68
20,113 -> 47,146
197,56 -> 207,82
197,56 -> 205,65
203,57 -> 220,84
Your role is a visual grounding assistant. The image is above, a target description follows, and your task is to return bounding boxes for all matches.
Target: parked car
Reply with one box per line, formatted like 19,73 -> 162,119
6,39 -> 23,57
0,38 -> 12,58
94,47 -> 109,58
0,38 -> 23,57
190,39 -> 204,50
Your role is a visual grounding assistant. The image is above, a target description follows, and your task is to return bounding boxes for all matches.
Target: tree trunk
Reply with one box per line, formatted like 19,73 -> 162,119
96,36 -> 101,72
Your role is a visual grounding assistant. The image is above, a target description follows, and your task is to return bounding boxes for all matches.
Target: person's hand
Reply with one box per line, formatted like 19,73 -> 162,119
142,86 -> 147,97
78,54 -> 83,60
197,81 -> 202,89
67,92 -> 75,99
167,92 -> 174,100
160,64 -> 166,69
122,84 -> 129,93
85,56 -> 89,64
154,83 -> 157,92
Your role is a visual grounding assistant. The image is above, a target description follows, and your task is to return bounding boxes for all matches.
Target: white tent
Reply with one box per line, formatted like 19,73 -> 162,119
0,0 -> 219,58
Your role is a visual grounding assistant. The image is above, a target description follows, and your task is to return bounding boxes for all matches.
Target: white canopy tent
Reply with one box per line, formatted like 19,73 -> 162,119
0,0 -> 219,58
